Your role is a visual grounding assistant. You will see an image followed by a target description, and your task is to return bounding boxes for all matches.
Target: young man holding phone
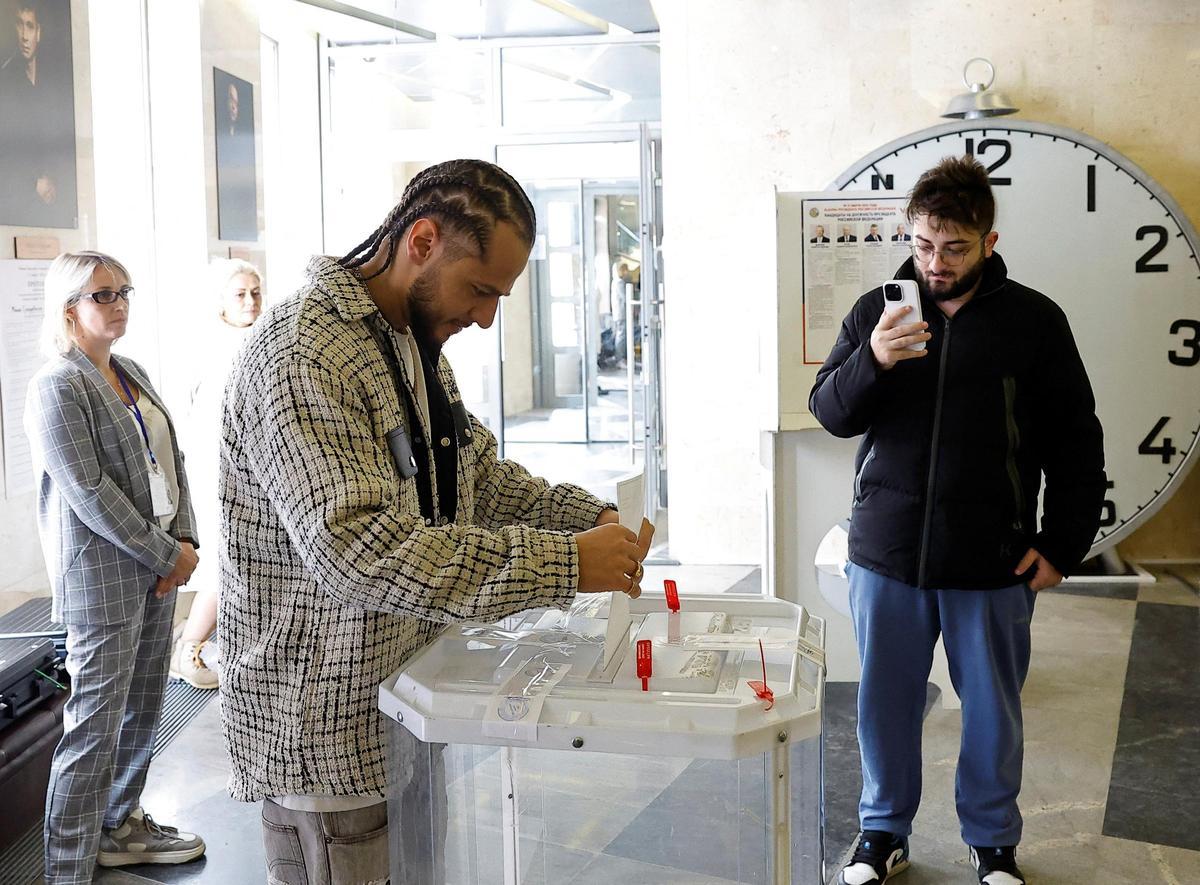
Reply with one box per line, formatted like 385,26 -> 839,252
810,156 -> 1106,885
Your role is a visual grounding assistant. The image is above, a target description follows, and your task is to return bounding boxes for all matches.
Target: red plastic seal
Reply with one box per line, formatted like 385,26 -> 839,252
749,639 -> 775,711
663,579 -> 680,612
636,639 -> 652,691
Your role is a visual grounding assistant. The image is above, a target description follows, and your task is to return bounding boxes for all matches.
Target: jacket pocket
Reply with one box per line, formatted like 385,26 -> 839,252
1002,375 -> 1025,532
60,532 -> 96,576
853,444 -> 876,505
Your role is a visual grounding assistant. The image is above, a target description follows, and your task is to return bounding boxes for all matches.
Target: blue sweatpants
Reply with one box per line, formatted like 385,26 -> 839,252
847,562 -> 1035,847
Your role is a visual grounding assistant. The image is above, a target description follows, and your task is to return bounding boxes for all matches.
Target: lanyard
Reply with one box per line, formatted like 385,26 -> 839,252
113,364 -> 158,468
366,322 -> 438,522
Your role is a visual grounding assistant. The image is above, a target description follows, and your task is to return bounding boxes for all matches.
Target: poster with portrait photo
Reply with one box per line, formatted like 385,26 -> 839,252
213,67 -> 257,241
0,0 -> 79,229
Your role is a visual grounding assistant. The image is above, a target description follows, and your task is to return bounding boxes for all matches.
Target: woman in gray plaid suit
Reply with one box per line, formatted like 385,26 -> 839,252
25,251 -> 207,883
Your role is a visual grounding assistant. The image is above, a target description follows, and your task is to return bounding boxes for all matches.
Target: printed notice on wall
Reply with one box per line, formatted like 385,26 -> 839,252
0,260 -> 50,498
799,196 -> 911,364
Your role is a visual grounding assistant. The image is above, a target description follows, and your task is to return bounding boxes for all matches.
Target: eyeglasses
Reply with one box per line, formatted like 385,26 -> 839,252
911,238 -> 983,268
77,286 -> 135,305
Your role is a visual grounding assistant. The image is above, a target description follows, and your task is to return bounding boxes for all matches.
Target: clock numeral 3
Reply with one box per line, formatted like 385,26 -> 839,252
964,138 -> 1012,185
1099,479 -> 1117,528
1135,225 -> 1169,273
1168,319 -> 1200,366
1137,416 -> 1176,464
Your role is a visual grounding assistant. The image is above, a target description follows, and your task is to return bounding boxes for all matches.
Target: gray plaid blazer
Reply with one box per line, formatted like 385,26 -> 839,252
219,256 -> 608,802
25,348 -> 197,625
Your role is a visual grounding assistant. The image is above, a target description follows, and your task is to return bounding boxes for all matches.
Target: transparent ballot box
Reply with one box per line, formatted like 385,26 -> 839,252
379,593 -> 827,885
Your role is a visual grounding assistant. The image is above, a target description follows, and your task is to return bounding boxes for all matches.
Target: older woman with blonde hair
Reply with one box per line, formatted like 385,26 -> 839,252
25,251 -> 206,883
169,258 -> 263,688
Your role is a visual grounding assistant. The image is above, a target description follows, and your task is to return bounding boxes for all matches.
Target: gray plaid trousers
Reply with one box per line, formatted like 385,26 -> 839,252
43,589 -> 174,885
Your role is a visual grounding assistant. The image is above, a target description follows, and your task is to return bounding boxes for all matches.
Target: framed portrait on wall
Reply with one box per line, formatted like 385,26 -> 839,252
0,0 -> 79,229
213,67 -> 257,242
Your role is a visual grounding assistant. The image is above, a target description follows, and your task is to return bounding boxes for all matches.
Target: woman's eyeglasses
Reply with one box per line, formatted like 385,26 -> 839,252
78,286 -> 135,305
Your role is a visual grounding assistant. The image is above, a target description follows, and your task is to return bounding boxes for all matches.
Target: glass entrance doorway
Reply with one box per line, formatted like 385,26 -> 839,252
315,19 -> 667,539
494,137 -> 664,522
505,179 -> 643,448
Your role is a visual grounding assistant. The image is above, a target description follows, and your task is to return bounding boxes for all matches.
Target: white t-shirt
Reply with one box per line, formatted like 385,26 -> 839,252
128,396 -> 179,529
393,326 -> 430,432
273,794 -> 384,813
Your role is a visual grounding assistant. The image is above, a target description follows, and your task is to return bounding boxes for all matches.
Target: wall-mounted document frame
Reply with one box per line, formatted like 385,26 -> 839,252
773,191 -> 908,431
0,259 -> 50,497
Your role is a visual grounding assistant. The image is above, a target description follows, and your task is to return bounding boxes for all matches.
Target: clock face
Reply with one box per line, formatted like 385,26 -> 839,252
834,120 -> 1200,554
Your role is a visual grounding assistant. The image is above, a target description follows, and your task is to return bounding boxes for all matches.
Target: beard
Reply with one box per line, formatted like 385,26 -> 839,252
916,252 -> 986,302
406,265 -> 442,354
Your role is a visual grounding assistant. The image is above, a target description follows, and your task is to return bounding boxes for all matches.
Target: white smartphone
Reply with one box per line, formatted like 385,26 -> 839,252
882,279 -> 925,351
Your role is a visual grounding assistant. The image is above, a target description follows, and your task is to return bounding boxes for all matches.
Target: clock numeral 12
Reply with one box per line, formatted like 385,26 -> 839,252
1086,164 -> 1096,212
1099,479 -> 1117,528
964,138 -> 1012,185
1168,319 -> 1200,366
1137,416 -> 1176,464
1135,225 -> 1169,273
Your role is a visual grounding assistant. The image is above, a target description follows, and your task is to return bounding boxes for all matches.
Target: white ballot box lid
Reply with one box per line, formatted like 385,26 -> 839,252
379,593 -> 825,761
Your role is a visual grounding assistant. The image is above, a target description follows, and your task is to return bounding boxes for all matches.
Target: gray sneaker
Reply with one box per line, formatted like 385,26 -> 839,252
97,808 -> 206,867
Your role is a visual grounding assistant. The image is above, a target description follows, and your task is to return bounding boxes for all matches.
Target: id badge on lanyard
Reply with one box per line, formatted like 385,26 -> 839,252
148,464 -> 174,517
116,365 -> 175,518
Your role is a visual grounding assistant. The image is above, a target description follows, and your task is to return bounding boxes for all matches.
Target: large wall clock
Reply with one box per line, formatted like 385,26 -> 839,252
833,120 -> 1200,556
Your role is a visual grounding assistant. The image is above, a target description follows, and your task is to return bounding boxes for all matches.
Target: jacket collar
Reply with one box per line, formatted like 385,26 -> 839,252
894,251 -> 1009,301
305,255 -> 380,323
63,347 -> 168,417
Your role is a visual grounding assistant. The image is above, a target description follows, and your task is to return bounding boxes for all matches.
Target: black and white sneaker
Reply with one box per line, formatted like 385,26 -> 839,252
836,830 -> 910,884
969,845 -> 1026,884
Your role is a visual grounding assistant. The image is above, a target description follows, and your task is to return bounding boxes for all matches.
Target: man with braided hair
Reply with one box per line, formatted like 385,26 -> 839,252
219,159 -> 648,882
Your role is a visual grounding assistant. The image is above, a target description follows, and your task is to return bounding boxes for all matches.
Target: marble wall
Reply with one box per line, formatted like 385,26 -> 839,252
656,0 -> 1200,564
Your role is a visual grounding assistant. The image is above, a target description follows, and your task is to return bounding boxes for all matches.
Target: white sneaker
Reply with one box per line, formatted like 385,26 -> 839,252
169,638 -> 219,689
97,808 -> 206,867
837,830 -> 910,883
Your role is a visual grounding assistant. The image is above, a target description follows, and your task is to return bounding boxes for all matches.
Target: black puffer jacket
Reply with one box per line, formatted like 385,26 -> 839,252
809,253 -> 1106,590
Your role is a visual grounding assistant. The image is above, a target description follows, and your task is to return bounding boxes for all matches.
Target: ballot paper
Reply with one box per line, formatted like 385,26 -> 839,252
616,471 -> 645,534
602,472 -> 650,669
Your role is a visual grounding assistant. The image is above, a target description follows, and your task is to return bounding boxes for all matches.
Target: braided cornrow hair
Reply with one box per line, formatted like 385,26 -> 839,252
339,159 -> 536,281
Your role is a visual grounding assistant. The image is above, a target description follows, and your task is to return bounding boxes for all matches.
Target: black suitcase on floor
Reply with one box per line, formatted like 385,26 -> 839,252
0,598 -> 67,657
0,637 -> 66,733
0,600 -> 69,855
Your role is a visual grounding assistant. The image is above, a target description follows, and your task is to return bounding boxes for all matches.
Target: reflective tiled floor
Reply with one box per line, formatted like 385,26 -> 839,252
3,564 -> 1198,883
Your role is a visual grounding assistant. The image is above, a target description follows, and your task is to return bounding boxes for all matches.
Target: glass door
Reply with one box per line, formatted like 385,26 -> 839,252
583,184 -> 642,446
497,141 -> 641,448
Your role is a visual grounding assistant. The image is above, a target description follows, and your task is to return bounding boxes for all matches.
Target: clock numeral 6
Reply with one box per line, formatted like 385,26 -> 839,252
1099,479 -> 1117,528
1137,416 -> 1176,464
1135,225 -> 1169,273
1169,319 -> 1200,367
963,138 -> 1012,185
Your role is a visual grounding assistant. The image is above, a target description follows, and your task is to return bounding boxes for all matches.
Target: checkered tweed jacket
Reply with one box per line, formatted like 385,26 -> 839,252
25,348 -> 196,625
219,256 -> 607,802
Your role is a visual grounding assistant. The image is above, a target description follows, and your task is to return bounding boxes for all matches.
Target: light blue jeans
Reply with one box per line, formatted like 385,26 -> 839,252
847,562 -> 1036,847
